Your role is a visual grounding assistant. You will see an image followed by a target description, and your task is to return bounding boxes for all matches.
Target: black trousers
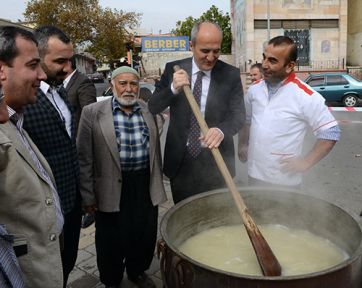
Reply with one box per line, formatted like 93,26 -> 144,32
61,200 -> 82,288
95,169 -> 158,286
170,149 -> 226,204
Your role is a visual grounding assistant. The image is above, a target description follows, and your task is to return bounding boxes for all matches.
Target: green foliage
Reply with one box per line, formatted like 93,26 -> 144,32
171,5 -> 231,54
24,0 -> 140,63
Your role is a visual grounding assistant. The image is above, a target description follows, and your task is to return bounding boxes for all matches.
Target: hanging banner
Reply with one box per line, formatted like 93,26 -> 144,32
142,36 -> 189,52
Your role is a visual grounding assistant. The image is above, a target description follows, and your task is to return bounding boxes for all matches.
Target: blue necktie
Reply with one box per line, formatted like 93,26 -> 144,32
187,71 -> 204,158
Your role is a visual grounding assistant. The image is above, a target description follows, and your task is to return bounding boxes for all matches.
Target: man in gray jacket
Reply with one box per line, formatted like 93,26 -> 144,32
77,66 -> 166,288
0,26 -> 63,287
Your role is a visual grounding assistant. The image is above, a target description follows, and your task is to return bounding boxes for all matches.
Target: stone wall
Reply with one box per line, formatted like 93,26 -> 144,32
232,0 -> 348,72
347,0 -> 362,65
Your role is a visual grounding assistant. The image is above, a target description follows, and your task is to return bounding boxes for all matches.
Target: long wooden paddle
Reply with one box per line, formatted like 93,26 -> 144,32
174,65 -> 282,276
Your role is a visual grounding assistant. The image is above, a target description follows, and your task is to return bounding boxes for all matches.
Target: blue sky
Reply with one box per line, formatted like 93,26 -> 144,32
0,0 -> 230,33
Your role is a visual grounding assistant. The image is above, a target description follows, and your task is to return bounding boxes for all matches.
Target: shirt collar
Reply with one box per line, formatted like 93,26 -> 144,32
7,106 -> 24,128
40,81 -> 63,95
40,81 -> 51,95
265,72 -> 296,88
192,58 -> 211,78
265,72 -> 296,95
112,97 -> 141,114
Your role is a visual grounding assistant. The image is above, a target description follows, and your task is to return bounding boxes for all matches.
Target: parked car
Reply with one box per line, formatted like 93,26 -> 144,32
87,72 -> 104,83
304,72 -> 362,107
97,82 -> 155,102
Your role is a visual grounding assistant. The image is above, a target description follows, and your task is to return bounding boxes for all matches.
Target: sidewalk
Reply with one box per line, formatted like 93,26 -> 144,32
67,181 -> 174,288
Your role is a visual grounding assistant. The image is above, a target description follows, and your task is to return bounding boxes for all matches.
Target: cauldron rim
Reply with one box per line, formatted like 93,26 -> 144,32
160,187 -> 362,281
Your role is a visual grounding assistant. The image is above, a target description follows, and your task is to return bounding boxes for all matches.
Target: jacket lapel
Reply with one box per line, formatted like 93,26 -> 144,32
37,89 -> 75,140
183,58 -> 192,78
58,86 -> 76,139
205,60 -> 221,121
139,101 -> 156,174
65,71 -> 78,93
178,58 -> 193,118
0,123 -> 51,183
98,100 -> 122,174
23,129 -> 56,184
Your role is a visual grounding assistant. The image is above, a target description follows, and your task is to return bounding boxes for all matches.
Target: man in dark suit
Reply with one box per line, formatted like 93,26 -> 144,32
63,57 -> 97,131
23,25 -> 81,288
148,21 -> 245,203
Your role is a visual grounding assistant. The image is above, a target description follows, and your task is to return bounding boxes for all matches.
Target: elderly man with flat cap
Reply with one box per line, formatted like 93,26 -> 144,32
77,66 -> 166,288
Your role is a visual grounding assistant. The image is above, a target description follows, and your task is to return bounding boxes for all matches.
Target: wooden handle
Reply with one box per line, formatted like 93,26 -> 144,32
174,65 -> 282,276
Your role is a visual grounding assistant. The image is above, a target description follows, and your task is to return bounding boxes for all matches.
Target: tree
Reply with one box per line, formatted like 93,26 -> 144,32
25,0 -> 100,44
173,16 -> 197,39
24,0 -> 140,64
172,5 -> 232,54
87,7 -> 140,64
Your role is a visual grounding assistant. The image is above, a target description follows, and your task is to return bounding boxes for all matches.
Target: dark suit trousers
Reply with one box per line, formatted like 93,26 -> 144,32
170,149 -> 226,204
61,197 -> 82,288
95,169 -> 158,286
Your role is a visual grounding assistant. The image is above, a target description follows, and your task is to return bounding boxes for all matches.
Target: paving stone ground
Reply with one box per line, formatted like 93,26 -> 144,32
67,181 -> 173,288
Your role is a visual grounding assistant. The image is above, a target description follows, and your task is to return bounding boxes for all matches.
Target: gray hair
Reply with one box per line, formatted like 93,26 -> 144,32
190,21 -> 223,46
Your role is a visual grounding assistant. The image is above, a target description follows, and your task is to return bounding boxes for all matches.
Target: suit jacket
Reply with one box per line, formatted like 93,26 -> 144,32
148,58 -> 245,178
65,70 -> 97,131
0,123 -> 63,287
23,88 -> 80,215
77,98 -> 167,212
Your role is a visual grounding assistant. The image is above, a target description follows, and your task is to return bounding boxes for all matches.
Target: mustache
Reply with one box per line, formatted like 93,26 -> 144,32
121,92 -> 138,97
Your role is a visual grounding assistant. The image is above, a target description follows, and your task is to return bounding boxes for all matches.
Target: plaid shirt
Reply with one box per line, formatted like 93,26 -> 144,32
112,98 -> 150,171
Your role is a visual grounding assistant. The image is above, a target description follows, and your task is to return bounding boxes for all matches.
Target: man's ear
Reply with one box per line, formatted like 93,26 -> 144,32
0,61 -> 6,81
286,61 -> 296,73
189,41 -> 193,52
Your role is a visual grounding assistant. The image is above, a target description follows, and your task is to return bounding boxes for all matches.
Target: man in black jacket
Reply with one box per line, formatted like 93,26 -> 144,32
23,25 -> 81,288
63,57 -> 96,132
148,21 -> 245,203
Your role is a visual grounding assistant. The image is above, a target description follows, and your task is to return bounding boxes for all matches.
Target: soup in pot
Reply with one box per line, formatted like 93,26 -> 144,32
179,224 -> 349,276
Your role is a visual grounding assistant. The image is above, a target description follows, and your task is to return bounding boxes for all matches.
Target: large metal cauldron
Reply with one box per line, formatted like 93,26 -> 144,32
158,187 -> 362,288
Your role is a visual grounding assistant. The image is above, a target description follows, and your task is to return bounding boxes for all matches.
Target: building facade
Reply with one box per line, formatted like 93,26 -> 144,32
347,0 -> 362,66
230,0 -> 348,71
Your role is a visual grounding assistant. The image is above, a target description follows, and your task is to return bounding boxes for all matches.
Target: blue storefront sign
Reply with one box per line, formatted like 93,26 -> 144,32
142,36 -> 189,52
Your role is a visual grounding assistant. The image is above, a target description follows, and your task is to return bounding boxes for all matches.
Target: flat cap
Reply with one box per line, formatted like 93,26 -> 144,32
111,66 -> 139,80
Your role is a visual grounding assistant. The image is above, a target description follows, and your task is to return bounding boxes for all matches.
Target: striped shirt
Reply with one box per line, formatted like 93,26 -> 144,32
112,98 -> 150,171
0,225 -> 25,288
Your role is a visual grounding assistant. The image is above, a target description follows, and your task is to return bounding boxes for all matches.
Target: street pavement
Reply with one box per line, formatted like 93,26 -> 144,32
67,180 -> 173,288
67,109 -> 362,287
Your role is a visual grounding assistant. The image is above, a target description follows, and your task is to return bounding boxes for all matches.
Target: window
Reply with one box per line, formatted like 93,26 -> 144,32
326,75 -> 349,86
308,77 -> 325,87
